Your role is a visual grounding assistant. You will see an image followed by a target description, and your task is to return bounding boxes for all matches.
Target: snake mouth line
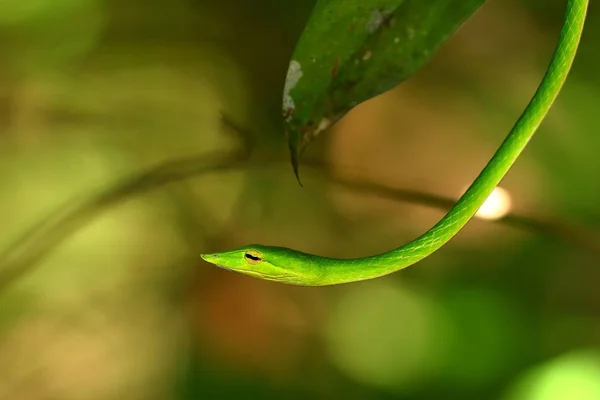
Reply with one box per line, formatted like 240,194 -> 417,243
215,264 -> 233,272
213,265 -> 291,281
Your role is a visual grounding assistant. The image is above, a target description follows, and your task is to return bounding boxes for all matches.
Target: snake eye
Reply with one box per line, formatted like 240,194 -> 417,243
244,250 -> 263,265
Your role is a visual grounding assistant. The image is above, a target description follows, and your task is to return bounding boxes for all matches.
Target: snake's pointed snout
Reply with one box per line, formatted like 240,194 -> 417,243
200,253 -> 217,263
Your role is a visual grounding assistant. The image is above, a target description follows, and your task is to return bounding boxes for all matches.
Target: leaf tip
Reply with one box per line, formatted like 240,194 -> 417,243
290,147 -> 304,187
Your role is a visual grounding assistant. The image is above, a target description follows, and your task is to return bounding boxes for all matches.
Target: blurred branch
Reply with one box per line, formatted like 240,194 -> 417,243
0,119 -> 598,294
0,113 -> 252,295
160,114 -> 257,251
327,168 -> 600,253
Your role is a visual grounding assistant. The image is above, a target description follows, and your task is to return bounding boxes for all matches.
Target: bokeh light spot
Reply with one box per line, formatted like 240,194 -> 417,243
476,187 -> 512,220
503,349 -> 600,400
324,281 -> 447,392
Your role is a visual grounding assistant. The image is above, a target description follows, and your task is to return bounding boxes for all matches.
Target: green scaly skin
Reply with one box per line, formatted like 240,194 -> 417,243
201,0 -> 588,286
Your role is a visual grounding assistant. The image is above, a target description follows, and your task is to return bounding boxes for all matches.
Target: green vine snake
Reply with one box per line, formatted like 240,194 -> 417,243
201,0 -> 589,286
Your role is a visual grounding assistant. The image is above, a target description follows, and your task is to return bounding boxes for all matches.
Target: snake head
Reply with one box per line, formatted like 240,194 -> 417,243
201,244 -> 322,285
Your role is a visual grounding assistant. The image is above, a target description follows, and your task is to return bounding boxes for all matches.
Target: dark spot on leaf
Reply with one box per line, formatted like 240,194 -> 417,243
331,58 -> 340,78
385,16 -> 396,28
283,107 -> 295,120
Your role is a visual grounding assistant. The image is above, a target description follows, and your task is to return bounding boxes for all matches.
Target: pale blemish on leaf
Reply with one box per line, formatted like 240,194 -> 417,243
366,8 -> 394,34
315,117 -> 332,136
366,9 -> 385,33
283,60 -> 303,121
302,117 -> 333,148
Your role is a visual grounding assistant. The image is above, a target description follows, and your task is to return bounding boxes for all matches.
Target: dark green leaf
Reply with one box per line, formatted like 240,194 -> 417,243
283,0 -> 487,181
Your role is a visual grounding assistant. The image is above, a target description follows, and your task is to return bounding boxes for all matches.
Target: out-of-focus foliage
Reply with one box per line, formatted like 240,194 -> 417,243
0,0 -> 599,399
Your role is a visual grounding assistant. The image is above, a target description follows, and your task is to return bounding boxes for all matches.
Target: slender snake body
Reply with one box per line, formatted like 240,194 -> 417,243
202,0 -> 589,286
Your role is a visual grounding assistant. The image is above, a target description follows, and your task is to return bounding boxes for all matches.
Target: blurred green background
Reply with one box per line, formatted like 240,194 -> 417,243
1,0 -> 599,399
